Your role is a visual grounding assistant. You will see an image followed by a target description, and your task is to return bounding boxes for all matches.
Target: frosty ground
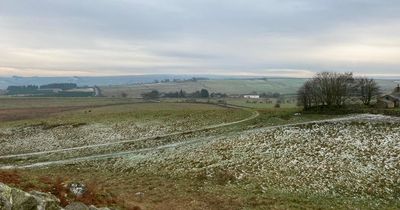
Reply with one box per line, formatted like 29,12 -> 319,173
0,98 -> 399,209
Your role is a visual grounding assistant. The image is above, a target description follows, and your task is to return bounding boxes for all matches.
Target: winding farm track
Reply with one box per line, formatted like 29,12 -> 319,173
1,110 -> 397,169
0,136 -> 217,169
0,104 -> 258,163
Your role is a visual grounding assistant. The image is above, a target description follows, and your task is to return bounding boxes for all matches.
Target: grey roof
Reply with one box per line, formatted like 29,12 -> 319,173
391,93 -> 400,98
382,94 -> 400,101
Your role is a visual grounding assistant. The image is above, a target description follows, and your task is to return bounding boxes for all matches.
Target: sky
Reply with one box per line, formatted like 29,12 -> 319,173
0,0 -> 399,78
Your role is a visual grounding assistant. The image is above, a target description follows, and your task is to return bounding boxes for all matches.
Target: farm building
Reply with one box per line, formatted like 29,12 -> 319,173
377,85 -> 400,108
377,98 -> 395,109
243,95 -> 260,99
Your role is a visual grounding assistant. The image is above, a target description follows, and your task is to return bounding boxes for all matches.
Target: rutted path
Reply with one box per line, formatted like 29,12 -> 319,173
0,136 -> 214,169
2,113 -> 398,169
0,105 -> 258,161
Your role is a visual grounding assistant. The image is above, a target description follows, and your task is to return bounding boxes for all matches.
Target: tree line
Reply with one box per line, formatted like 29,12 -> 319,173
40,83 -> 77,90
153,77 -> 209,84
297,72 -> 380,110
140,89 -> 220,99
7,83 -> 78,92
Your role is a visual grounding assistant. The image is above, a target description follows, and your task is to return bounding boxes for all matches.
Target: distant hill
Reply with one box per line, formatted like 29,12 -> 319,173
100,78 -> 306,98
100,78 -> 400,98
0,75 -> 206,90
1,76 -> 398,97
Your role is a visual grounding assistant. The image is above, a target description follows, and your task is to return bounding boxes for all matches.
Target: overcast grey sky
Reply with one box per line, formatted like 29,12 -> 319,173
0,0 -> 399,77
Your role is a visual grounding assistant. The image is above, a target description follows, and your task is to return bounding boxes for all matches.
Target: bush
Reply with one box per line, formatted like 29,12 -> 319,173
141,90 -> 160,99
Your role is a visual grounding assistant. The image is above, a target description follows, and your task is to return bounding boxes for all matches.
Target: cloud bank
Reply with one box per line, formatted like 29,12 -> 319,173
0,0 -> 399,77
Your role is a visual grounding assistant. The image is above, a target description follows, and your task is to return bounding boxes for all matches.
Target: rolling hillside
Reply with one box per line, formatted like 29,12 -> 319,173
100,78 -> 399,98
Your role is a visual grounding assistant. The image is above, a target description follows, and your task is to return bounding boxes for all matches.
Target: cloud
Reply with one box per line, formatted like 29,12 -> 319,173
0,0 -> 399,77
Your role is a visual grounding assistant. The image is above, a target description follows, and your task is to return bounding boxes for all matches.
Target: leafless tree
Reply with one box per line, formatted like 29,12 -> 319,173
298,72 -> 355,110
297,80 -> 315,110
356,77 -> 380,105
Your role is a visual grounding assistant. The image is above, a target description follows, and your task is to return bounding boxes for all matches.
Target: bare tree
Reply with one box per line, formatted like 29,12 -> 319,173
297,72 -> 355,110
357,77 -> 380,105
297,80 -> 315,110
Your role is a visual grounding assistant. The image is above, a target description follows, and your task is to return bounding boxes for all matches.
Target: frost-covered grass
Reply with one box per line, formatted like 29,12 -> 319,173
0,103 -> 250,155
2,104 -> 399,209
85,114 -> 399,209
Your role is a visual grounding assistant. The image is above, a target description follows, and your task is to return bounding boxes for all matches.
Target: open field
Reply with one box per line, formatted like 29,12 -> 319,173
0,97 -> 141,109
47,114 -> 397,210
0,98 -> 399,209
99,78 -> 400,98
160,98 -> 298,109
100,79 -> 306,98
0,102 -> 251,155
0,97 -> 142,122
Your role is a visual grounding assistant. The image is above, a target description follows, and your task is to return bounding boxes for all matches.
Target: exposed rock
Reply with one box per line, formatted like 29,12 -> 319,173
89,205 -> 111,210
30,191 -> 61,210
3,183 -> 39,210
134,192 -> 144,197
0,194 -> 11,210
69,183 -> 86,197
65,202 -> 89,210
134,192 -> 144,202
0,183 -> 111,210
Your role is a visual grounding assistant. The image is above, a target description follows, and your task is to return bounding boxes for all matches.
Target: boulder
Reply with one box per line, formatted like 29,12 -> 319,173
30,191 -> 61,210
89,205 -> 111,210
65,202 -> 89,210
69,183 -> 86,197
1,183 -> 38,209
0,183 -> 62,210
0,194 -> 11,210
0,183 -> 111,210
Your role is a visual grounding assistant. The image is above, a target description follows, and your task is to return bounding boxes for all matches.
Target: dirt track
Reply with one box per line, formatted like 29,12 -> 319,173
0,107 -> 259,159
2,114 -> 398,169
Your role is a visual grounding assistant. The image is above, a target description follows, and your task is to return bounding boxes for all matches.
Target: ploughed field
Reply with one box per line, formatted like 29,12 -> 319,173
0,98 -> 399,210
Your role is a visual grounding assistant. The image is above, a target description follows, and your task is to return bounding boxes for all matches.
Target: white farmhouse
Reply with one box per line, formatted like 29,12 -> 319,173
243,95 -> 260,99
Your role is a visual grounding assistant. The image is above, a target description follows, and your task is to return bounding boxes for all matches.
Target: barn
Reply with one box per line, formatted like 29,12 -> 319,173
377,98 -> 395,109
377,85 -> 400,108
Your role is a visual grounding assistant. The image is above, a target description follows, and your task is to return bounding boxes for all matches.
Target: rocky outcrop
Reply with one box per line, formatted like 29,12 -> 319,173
64,202 -> 88,210
0,182 -> 56,210
68,183 -> 86,197
0,183 -> 110,210
64,202 -> 110,210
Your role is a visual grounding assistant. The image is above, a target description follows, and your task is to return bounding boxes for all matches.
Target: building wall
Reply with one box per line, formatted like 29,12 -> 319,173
243,95 -> 260,99
377,99 -> 395,109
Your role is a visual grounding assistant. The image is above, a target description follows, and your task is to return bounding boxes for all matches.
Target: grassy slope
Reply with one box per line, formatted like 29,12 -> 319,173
4,109 -> 394,210
0,102 -> 249,126
1,98 -> 399,209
